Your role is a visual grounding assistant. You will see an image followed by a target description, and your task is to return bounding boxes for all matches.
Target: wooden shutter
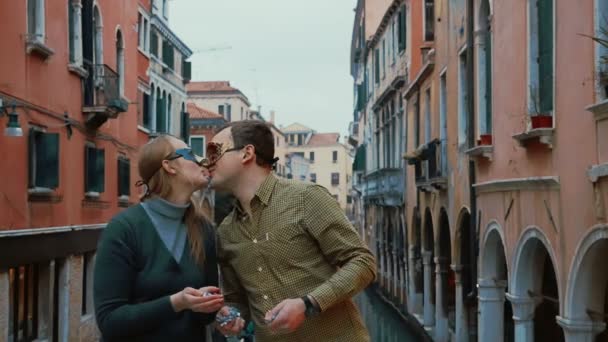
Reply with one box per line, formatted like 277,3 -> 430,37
150,33 -> 158,57
38,133 -> 60,189
538,0 -> 553,113
182,60 -> 192,81
96,148 -> 105,193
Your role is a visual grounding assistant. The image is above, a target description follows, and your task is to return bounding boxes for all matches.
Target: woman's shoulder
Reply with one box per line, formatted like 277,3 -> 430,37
104,204 -> 147,238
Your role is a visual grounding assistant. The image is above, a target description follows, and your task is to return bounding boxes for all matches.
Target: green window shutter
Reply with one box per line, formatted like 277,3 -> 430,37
28,129 -> 36,188
39,133 -> 60,189
181,111 -> 190,142
182,60 -> 192,81
68,2 -> 75,63
538,0 -> 553,113
485,30 -> 493,132
85,146 -> 94,192
162,41 -> 174,70
190,137 -> 205,157
150,33 -> 158,57
96,148 -> 105,193
118,158 -> 130,196
375,49 -> 380,84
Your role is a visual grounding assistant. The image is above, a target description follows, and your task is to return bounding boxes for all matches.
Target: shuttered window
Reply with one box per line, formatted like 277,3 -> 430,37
28,130 -> 59,189
537,0 -> 554,113
117,157 -> 130,197
85,145 -> 105,194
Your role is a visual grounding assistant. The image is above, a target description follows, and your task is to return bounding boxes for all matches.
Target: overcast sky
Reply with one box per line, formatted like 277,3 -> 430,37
170,0 -> 357,137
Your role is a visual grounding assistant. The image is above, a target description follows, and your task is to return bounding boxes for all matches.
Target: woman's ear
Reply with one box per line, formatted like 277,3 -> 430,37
161,160 -> 177,175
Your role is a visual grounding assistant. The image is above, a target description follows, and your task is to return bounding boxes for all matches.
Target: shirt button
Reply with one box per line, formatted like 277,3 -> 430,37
253,238 -> 257,243
263,295 -> 268,300
258,266 -> 263,272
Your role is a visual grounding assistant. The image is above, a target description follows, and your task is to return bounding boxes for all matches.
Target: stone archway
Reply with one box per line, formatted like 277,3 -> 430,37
435,208 -> 452,342
453,208 -> 475,342
508,227 -> 563,342
559,225 -> 608,341
478,222 -> 513,342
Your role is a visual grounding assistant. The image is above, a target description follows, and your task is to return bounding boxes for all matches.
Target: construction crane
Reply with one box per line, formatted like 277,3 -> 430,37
191,46 -> 232,54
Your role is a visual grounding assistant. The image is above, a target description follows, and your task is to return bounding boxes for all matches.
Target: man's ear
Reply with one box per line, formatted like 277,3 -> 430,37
241,145 -> 256,165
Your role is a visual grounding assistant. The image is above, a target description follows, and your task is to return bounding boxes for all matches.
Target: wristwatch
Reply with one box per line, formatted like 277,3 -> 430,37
301,295 -> 320,317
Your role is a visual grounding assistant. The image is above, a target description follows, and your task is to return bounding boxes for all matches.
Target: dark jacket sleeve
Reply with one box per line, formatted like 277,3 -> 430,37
93,215 -> 179,339
196,220 -> 220,325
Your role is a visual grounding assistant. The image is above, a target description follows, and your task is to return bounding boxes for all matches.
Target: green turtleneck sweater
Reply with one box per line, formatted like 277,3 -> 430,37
94,203 -> 218,342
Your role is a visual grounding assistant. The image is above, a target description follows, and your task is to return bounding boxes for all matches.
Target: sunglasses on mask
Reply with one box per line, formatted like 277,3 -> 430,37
166,148 -> 203,165
200,142 -> 244,167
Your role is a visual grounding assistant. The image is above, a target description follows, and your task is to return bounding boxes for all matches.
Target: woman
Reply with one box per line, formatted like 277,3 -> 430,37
94,135 -> 223,341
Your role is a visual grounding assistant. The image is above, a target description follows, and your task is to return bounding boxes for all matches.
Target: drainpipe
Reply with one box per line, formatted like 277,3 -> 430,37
466,0 -> 478,303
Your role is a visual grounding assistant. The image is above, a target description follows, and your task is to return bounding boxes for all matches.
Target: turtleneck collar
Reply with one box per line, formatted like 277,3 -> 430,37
145,197 -> 190,220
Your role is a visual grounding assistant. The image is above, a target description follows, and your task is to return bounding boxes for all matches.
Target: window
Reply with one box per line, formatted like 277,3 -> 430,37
226,104 -> 232,121
138,12 -> 150,53
310,173 -> 317,183
440,73 -> 448,174
374,48 -> 380,84
68,1 -> 76,63
85,144 -> 105,195
180,107 -> 189,142
287,173 -> 293,179
150,32 -> 158,57
218,105 -> 225,115
398,5 -> 407,52
190,136 -> 206,157
163,0 -> 169,18
332,151 -> 338,163
332,194 -> 339,201
331,173 -> 340,186
309,151 -> 315,162
27,0 -> 45,42
478,0 -> 493,135
117,157 -> 130,198
425,88 -> 431,142
392,18 -> 397,62
382,40 -> 386,78
347,195 -> 353,204
424,0 -> 435,41
29,129 -> 59,189
162,40 -> 174,70
116,30 -> 124,96
458,51 -> 469,145
528,0 -> 554,114
596,0 -> 608,99
297,134 -> 303,146
414,98 -> 420,147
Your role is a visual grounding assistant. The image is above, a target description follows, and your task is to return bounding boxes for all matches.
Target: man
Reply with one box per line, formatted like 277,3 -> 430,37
206,120 -> 376,341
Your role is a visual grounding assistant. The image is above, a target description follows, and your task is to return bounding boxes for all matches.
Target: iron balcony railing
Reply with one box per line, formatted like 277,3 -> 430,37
83,64 -> 128,113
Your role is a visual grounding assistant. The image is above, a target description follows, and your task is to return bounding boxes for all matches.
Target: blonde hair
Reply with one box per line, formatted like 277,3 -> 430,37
138,135 -> 209,265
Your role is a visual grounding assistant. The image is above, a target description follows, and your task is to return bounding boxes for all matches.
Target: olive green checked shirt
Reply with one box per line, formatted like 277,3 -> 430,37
217,174 -> 376,342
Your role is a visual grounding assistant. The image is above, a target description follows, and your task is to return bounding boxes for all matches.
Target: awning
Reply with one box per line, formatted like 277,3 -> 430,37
353,144 -> 366,172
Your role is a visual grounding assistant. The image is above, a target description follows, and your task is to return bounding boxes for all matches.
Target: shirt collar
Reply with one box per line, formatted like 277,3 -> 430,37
232,173 -> 278,221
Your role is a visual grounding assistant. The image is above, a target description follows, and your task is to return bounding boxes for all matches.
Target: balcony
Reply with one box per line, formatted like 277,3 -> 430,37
348,121 -> 360,146
363,168 -> 405,206
407,139 -> 447,192
83,64 -> 129,129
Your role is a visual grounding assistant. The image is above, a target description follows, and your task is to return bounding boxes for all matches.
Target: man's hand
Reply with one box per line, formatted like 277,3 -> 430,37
215,306 -> 245,337
265,298 -> 306,334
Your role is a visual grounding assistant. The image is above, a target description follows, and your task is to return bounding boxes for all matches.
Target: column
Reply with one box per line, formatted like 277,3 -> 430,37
478,278 -> 507,342
408,245 -> 421,314
505,293 -> 539,342
150,89 -> 157,132
556,316 -> 606,342
72,1 -> 83,65
452,264 -> 469,342
422,251 -> 435,328
0,269 -> 9,342
434,257 -> 449,342
392,248 -> 398,299
402,254 -> 408,308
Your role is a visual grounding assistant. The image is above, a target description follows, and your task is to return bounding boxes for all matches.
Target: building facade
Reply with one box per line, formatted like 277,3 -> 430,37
187,81 -> 251,122
283,123 -> 353,210
352,0 -> 608,341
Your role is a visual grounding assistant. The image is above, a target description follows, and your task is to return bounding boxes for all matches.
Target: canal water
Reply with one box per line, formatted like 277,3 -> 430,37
354,288 -> 423,342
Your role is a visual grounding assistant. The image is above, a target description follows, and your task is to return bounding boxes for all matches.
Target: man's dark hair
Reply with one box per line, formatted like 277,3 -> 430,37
217,120 -> 277,168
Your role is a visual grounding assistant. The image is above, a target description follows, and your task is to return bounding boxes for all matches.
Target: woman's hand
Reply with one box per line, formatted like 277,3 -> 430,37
170,286 -> 224,313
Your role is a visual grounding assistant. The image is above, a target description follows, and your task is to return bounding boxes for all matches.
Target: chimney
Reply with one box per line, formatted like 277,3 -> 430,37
270,110 -> 276,124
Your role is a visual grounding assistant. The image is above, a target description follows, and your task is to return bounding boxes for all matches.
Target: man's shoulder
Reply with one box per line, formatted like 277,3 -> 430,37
274,177 -> 320,196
